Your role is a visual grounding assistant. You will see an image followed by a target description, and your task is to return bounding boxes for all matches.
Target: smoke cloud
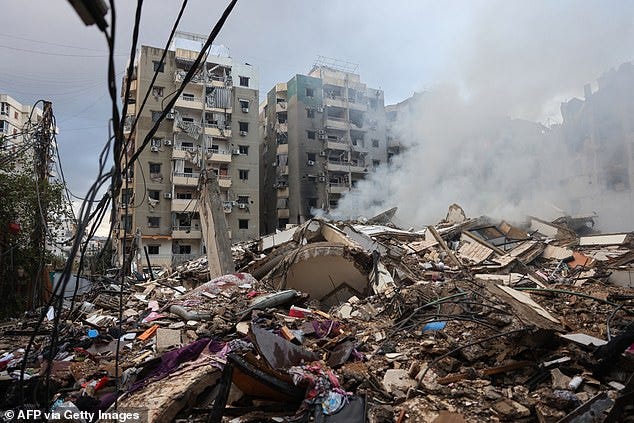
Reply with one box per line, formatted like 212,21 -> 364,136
333,1 -> 634,232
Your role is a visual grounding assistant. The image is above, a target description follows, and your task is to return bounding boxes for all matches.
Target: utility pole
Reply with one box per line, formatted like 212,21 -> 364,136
31,101 -> 53,308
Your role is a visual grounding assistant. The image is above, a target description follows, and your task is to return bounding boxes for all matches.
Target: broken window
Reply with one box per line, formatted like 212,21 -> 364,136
239,169 -> 249,180
147,216 -> 160,228
306,108 -> 315,119
307,130 -> 316,140
239,76 -> 249,87
238,219 -> 249,229
239,122 -> 249,132
239,145 -> 249,155
149,162 -> 161,174
147,245 -> 159,255
152,86 -> 164,97
153,60 -> 164,72
305,87 -> 314,98
176,191 -> 192,199
148,190 -> 160,200
178,244 -> 191,254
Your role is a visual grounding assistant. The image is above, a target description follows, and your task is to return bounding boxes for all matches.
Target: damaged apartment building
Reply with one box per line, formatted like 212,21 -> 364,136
116,32 -> 260,268
259,58 -> 388,234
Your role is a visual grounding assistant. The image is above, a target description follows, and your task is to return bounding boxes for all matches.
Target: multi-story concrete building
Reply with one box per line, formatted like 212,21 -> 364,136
0,94 -> 43,167
260,59 -> 387,233
118,32 -> 260,268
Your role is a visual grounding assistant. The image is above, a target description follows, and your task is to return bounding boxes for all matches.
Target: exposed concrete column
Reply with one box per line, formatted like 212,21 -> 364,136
198,170 -> 234,278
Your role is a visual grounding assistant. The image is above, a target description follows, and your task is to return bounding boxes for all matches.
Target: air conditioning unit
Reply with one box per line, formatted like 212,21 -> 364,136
150,146 -> 159,152
320,151 -> 328,157
318,134 -> 327,140
164,139 -> 172,146
239,131 -> 248,136
241,107 -> 249,113
166,109 -> 175,120
317,106 -> 324,113
318,130 -> 325,135
232,149 -> 241,155
237,203 -> 247,209
163,192 -> 172,199
318,176 -> 326,182
307,160 -> 315,166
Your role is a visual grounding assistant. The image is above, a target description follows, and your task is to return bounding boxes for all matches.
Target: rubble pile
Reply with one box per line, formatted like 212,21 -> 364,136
1,205 -> 633,422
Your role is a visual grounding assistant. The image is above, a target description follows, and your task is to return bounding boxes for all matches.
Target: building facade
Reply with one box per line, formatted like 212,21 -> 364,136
260,62 -> 387,234
117,33 -> 260,268
0,94 -> 43,167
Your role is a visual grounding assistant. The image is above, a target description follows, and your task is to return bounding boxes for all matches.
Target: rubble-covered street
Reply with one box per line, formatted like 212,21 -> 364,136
1,205 -> 633,422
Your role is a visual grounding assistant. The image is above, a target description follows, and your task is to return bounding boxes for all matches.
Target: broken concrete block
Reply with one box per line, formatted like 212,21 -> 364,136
382,369 -> 417,394
156,328 -> 182,352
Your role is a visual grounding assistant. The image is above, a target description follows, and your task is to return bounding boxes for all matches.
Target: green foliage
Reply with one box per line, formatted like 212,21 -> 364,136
0,149 -> 70,317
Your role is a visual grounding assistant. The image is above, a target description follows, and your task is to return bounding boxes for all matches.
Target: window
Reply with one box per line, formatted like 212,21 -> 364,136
153,60 -> 164,72
178,244 -> 191,254
305,88 -> 314,97
147,245 -> 160,255
13,111 -> 18,120
209,144 -> 219,152
306,108 -> 315,119
369,98 -> 378,110
239,76 -> 249,87
372,139 -> 379,148
121,189 -> 133,204
373,160 -> 380,167
184,167 -> 193,176
239,122 -> 249,132
182,116 -> 194,123
307,153 -> 316,162
307,130 -> 316,140
239,145 -> 249,155
152,86 -> 164,97
149,163 -> 161,174
0,121 -> 6,133
308,198 -> 317,208
151,111 -> 162,122
0,102 -> 9,116
151,138 -> 161,147
183,93 -> 195,101
237,195 -> 249,204
147,216 -> 160,228
121,215 -> 132,232
239,99 -> 249,110
238,219 -> 249,229
176,192 -> 192,199
239,169 -> 249,180
148,190 -> 160,200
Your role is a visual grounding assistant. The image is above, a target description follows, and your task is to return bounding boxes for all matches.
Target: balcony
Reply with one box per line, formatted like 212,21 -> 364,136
274,122 -> 288,133
347,98 -> 368,112
328,183 -> 350,195
325,161 -> 349,172
350,164 -> 368,174
278,165 -> 289,175
276,143 -> 288,154
174,119 -> 203,139
325,117 -> 348,131
206,149 -> 232,163
172,145 -> 198,160
277,187 -> 289,197
173,172 -> 200,186
324,96 -> 347,109
326,140 -> 349,151
175,95 -> 204,110
275,101 -> 288,113
218,175 -> 232,188
277,208 -> 290,219
129,79 -> 137,92
204,123 -> 231,138
171,198 -> 196,212
172,226 -> 202,239
351,143 -> 368,153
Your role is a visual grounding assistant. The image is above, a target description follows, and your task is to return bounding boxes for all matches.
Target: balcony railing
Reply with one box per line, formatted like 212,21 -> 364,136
173,172 -> 200,178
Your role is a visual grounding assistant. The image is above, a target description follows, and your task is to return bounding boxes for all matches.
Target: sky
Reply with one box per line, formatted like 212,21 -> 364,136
1,1 -> 633,230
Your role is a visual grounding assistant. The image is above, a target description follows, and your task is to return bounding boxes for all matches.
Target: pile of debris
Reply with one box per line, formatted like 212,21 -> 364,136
1,205 -> 633,422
